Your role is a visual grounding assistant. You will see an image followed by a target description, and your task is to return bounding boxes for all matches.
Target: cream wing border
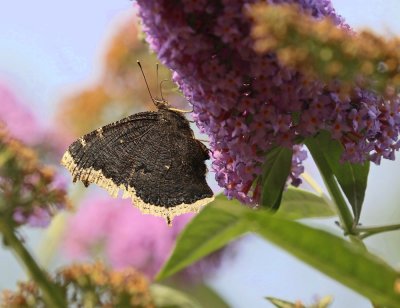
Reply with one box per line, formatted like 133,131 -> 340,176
61,150 -> 214,225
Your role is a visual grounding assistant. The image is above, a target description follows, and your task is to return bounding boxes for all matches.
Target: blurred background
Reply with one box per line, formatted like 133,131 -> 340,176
0,0 -> 399,307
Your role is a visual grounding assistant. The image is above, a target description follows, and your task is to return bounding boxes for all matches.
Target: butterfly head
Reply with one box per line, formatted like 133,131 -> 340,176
137,61 -> 191,114
153,97 -> 169,109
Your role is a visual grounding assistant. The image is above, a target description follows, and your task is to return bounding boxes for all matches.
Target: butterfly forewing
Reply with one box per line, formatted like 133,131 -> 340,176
61,108 -> 213,224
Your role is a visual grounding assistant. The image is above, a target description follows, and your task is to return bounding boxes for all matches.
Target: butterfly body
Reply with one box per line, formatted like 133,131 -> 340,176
61,106 -> 214,224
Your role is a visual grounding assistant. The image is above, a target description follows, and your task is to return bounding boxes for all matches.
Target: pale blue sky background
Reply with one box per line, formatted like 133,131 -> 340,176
0,1 -> 399,307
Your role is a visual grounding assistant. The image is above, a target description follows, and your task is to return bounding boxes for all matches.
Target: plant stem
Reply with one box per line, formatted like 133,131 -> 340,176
307,144 -> 385,308
306,141 -> 355,235
0,220 -> 66,307
306,139 -> 389,308
357,223 -> 400,239
319,170 -> 355,233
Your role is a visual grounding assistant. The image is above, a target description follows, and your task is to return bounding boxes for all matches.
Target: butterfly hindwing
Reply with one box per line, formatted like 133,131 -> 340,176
61,108 -> 214,223
127,109 -> 213,207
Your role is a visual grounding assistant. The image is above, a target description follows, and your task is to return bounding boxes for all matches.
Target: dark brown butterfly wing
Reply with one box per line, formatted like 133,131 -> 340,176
61,109 -> 214,224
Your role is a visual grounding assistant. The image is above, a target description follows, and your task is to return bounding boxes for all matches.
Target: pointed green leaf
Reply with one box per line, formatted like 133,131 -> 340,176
158,196 -> 400,306
277,187 -> 335,219
247,211 -> 400,307
306,131 -> 369,222
156,195 -> 248,281
150,284 -> 201,308
261,146 -> 293,210
166,282 -> 230,308
187,284 -> 230,308
305,135 -> 354,232
200,188 -> 335,221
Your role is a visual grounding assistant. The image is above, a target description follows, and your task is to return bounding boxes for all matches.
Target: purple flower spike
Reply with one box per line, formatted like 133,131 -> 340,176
137,0 -> 400,204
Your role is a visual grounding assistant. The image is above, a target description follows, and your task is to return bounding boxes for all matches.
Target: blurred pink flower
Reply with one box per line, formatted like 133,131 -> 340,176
63,194 -> 201,279
0,83 -> 41,144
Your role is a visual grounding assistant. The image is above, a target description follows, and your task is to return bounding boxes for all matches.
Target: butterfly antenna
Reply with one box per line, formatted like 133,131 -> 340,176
137,60 -> 154,103
159,79 -> 193,113
160,79 -> 169,102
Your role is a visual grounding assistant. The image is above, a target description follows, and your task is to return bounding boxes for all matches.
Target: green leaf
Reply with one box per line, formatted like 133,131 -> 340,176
208,186 -> 335,220
156,195 -> 248,281
306,131 -> 369,223
261,146 -> 293,210
150,284 -> 201,308
305,135 -> 354,232
277,187 -> 335,219
187,284 -> 230,308
247,211 -> 400,308
165,282 -> 230,308
158,196 -> 400,307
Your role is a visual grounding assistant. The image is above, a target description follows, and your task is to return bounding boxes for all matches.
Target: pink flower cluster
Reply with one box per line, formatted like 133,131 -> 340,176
63,194 -> 226,279
136,0 -> 400,204
12,174 -> 67,228
0,82 -> 68,228
0,83 -> 41,145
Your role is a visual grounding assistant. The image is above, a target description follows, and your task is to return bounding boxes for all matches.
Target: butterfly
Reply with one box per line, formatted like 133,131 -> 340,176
61,62 -> 214,225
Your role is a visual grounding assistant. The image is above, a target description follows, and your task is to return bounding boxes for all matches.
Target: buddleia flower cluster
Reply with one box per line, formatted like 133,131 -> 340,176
0,124 -> 69,228
0,262 -> 154,308
136,0 -> 400,204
